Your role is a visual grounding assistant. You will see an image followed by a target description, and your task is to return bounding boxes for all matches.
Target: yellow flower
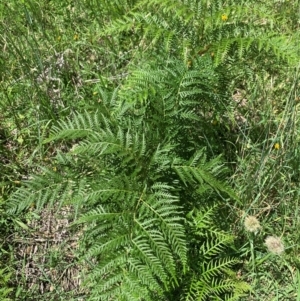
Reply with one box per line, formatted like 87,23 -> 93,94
221,14 -> 228,21
274,143 -> 280,150
73,34 -> 79,40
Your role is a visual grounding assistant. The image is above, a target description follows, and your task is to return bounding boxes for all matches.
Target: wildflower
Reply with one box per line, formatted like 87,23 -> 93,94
244,215 -> 261,233
73,34 -> 78,40
274,143 -> 280,150
221,14 -> 228,21
265,236 -> 284,255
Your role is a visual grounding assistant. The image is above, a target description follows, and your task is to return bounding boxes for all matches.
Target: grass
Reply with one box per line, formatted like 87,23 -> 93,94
0,0 -> 299,300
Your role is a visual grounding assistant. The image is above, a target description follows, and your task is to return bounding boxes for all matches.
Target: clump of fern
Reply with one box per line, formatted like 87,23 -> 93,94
2,1 -> 300,300
7,54 -> 248,300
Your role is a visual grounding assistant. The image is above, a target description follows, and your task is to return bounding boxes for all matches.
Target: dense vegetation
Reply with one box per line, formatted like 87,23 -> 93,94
0,0 -> 299,300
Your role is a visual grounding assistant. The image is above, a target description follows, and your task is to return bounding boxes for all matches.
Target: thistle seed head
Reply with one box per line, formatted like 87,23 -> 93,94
244,215 -> 261,233
265,236 -> 284,255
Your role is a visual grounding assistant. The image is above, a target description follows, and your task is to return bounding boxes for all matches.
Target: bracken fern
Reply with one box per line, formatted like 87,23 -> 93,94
100,0 -> 299,65
7,54 -> 247,300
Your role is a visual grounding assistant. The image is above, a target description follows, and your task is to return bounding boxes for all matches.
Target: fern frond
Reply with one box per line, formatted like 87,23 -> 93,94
182,206 -> 249,301
200,258 -> 239,282
44,111 -> 101,142
7,169 -> 81,214
173,149 -> 239,201
101,0 -> 299,67
74,182 -> 186,300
